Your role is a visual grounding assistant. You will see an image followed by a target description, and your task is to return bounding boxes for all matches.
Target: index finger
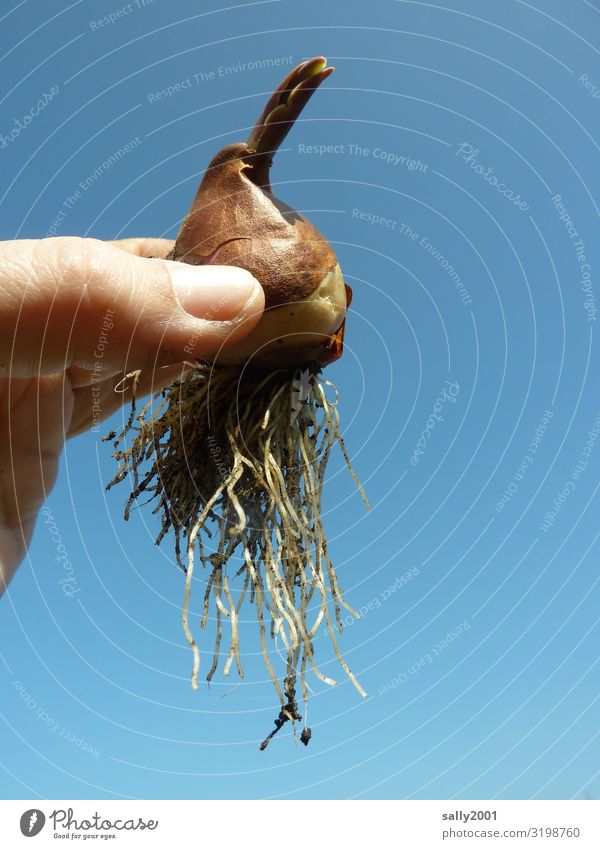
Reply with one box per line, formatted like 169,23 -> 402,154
109,237 -> 175,259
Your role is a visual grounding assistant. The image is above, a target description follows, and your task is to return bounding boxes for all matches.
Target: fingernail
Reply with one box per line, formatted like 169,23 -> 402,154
167,262 -> 261,321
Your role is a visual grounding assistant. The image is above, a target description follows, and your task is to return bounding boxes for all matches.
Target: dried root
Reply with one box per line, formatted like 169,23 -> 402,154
105,362 -> 369,747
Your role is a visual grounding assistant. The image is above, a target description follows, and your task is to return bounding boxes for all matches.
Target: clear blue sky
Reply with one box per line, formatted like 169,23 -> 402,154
1,0 -> 599,800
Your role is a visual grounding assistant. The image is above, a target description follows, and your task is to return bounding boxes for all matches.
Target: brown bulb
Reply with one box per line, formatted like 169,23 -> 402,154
168,57 -> 351,368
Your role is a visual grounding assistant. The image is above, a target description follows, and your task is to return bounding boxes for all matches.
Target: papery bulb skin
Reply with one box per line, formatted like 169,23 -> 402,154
169,58 -> 351,368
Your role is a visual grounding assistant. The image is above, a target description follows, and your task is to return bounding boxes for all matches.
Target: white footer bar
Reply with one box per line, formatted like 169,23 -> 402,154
0,800 -> 598,847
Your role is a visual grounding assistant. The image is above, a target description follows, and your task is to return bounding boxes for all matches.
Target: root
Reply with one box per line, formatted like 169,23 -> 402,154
105,361 -> 369,747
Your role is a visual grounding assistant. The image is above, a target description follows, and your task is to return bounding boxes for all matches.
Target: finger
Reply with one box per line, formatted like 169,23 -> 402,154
67,362 -> 186,438
109,237 -> 175,259
67,363 -> 122,388
0,237 -> 264,378
0,372 -> 70,594
0,373 -> 69,525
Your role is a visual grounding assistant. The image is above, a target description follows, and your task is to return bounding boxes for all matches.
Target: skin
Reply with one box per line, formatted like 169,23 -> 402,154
0,236 -> 264,595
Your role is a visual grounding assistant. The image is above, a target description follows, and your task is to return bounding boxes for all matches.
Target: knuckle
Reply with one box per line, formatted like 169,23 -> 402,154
41,237 -> 107,291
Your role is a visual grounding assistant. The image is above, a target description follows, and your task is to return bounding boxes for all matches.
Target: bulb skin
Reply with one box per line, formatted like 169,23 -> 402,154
168,59 -> 350,367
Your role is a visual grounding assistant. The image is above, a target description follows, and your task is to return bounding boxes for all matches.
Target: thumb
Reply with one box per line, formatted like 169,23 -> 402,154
0,237 -> 264,377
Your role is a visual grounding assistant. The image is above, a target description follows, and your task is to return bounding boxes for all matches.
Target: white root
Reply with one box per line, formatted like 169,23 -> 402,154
107,363 -> 369,728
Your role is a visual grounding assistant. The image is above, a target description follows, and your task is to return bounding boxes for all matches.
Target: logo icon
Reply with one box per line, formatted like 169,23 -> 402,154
19,809 -> 45,837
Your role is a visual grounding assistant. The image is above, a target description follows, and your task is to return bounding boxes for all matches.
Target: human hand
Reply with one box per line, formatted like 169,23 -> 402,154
0,236 -> 264,593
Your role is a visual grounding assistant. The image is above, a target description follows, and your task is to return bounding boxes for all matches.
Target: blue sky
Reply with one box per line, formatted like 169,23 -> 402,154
1,0 -> 599,800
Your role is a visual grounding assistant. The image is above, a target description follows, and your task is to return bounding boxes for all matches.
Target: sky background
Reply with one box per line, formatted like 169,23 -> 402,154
0,0 -> 599,801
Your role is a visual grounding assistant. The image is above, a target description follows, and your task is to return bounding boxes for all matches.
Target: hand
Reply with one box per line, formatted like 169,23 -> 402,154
0,236 -> 264,593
